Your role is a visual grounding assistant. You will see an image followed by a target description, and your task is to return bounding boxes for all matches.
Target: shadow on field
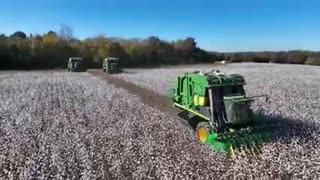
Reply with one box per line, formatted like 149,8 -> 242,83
262,114 -> 319,143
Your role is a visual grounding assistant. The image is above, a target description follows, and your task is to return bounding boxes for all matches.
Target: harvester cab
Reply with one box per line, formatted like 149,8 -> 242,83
171,70 -> 273,156
103,57 -> 121,74
68,57 -> 86,72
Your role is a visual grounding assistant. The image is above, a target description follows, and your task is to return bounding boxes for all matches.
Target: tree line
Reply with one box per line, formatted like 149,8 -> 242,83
222,51 -> 320,65
0,28 -> 319,70
0,28 -> 218,70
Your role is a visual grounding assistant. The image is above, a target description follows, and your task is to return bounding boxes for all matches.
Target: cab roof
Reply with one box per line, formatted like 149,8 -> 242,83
192,70 -> 246,86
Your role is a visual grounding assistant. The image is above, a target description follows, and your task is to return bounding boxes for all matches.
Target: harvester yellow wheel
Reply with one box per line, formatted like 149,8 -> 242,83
196,122 -> 212,143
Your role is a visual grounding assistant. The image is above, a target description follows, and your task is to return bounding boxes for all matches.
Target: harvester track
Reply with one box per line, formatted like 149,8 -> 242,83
88,70 -> 193,131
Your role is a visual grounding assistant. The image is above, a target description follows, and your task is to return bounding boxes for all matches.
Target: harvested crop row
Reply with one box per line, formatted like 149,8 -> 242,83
0,72 -> 231,179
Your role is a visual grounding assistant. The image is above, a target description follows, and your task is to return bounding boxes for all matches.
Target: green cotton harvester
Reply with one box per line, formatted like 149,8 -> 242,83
170,69 -> 274,157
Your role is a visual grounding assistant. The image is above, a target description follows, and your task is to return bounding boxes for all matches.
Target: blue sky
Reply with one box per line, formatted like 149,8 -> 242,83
0,0 -> 319,52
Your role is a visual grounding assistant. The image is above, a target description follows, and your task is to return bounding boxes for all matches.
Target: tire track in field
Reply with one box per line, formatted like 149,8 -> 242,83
88,69 -> 193,131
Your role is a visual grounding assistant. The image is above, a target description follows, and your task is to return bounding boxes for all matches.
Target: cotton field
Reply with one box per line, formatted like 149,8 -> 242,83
0,72 -> 229,179
0,63 -> 320,179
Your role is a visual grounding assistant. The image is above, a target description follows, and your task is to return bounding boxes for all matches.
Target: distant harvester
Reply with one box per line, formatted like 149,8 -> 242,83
67,57 -> 86,72
103,57 -> 122,74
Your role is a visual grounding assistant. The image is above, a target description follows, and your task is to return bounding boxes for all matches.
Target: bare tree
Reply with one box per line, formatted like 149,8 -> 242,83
59,23 -> 73,41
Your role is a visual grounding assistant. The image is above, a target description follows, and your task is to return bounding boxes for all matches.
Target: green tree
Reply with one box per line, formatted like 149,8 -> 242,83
11,31 -> 27,39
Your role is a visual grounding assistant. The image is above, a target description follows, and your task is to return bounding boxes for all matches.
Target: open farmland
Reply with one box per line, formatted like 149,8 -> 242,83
0,63 -> 320,179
